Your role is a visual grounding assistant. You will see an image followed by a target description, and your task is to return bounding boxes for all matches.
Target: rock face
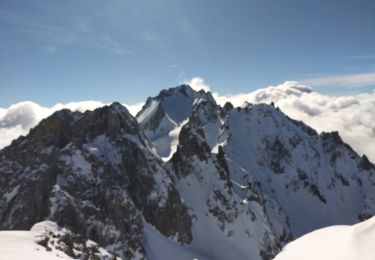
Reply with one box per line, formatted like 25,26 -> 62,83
0,102 -> 191,259
0,85 -> 375,260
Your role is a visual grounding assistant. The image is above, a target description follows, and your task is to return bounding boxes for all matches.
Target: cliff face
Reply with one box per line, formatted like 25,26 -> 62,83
0,85 -> 374,260
0,102 -> 191,259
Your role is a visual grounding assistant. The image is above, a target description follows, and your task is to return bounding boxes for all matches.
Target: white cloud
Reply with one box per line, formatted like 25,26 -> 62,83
123,102 -> 145,116
301,72 -> 375,88
211,81 -> 375,163
0,125 -> 25,149
185,77 -> 211,92
211,81 -> 312,107
0,101 -> 143,149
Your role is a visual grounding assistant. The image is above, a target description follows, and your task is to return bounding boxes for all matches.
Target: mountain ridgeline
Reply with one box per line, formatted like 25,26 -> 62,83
0,84 -> 374,260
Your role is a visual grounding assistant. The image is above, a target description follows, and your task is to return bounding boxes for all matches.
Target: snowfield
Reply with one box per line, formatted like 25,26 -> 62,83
274,216 -> 375,260
0,221 -> 71,260
0,221 -> 117,260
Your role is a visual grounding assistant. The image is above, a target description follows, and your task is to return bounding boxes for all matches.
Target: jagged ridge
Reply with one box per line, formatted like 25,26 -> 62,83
0,102 -> 192,259
0,85 -> 374,260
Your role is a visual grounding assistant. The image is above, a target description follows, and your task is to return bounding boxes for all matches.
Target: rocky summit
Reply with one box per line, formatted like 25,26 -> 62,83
0,85 -> 374,260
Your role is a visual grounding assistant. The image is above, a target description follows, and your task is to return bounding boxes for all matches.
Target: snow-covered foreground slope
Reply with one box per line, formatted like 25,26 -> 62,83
0,221 -> 116,260
0,225 -> 70,260
274,216 -> 375,260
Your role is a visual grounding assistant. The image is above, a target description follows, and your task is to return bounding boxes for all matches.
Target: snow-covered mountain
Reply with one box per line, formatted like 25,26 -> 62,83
0,103 -> 192,259
183,99 -> 375,237
274,216 -> 375,260
0,85 -> 374,259
136,84 -> 215,160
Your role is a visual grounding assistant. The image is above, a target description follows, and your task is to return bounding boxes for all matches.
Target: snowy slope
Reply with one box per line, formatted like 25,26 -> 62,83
169,99 -> 291,260
0,225 -> 70,260
274,216 -> 375,260
0,221 -> 117,260
180,100 -> 375,237
221,103 -> 375,236
167,97 -> 375,259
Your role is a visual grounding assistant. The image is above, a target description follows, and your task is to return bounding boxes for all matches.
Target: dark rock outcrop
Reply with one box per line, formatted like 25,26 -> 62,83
0,103 -> 192,259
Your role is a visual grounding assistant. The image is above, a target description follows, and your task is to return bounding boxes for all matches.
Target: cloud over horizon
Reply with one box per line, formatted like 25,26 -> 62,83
187,78 -> 375,162
0,101 -> 143,149
1,80 -> 374,163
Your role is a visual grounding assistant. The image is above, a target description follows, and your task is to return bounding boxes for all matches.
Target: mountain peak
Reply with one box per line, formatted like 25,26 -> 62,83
157,84 -> 214,101
4,102 -> 142,156
159,84 -> 193,97
108,101 -> 126,111
0,97 -> 192,259
136,84 -> 216,159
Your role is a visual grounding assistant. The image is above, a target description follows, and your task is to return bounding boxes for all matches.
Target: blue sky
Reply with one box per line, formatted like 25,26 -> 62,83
1,0 -> 374,106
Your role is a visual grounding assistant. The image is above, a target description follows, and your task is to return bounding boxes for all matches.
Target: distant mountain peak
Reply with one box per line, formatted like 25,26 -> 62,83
136,84 -> 216,159
157,84 -> 214,101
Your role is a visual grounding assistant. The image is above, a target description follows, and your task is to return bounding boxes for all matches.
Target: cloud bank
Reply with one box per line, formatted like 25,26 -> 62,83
187,77 -> 375,162
1,79 -> 374,163
0,101 -> 143,149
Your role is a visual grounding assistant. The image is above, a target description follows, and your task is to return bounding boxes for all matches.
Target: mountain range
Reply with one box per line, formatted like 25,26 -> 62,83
0,84 -> 374,260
